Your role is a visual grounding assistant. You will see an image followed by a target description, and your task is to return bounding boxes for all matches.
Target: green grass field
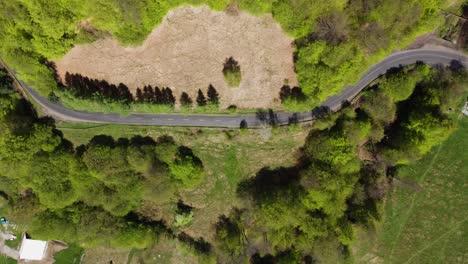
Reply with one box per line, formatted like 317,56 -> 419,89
0,257 -> 16,264
55,89 -> 257,116
54,244 -> 84,264
353,118 -> 468,263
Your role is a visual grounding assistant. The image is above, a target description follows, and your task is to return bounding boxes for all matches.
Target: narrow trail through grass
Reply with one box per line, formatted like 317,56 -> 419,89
387,143 -> 444,262
353,118 -> 468,264
403,216 -> 468,264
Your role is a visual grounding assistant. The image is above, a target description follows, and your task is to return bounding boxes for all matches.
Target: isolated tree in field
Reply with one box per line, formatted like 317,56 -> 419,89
207,84 -> 220,105
196,89 -> 207,107
223,57 -> 242,87
180,92 -> 193,107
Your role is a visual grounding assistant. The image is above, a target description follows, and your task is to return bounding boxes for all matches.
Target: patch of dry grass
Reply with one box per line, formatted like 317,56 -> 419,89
81,247 -> 129,264
55,6 -> 297,110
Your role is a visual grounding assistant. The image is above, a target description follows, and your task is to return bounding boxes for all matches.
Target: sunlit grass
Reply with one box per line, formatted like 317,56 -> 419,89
353,118 -> 468,263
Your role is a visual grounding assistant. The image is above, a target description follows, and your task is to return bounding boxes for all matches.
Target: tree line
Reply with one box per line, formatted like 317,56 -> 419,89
62,72 -> 220,108
64,72 -> 133,103
135,84 -> 220,108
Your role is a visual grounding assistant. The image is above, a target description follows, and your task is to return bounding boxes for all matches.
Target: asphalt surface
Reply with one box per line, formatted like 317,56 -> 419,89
13,48 -> 468,128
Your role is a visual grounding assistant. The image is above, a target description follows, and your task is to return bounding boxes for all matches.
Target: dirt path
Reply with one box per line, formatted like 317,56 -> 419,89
55,6 -> 297,109
0,231 -> 19,260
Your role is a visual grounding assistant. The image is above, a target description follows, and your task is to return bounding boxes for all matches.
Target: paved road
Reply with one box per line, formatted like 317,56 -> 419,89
9,48 -> 468,128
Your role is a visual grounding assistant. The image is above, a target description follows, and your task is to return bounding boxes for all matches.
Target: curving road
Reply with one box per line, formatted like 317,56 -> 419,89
7,48 -> 468,128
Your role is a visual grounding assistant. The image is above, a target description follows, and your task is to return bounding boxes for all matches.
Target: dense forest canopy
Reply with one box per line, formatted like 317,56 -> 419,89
1,0 -> 467,262
0,67 -> 206,249
0,0 -> 460,111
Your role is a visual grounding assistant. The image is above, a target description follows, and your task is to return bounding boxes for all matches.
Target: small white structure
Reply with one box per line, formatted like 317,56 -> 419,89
462,102 -> 468,116
19,235 -> 48,261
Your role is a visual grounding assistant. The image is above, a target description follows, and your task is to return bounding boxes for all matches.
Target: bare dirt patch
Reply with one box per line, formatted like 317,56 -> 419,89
55,6 -> 298,109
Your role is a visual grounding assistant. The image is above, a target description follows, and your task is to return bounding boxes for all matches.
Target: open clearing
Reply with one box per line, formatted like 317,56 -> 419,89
353,118 -> 468,264
55,6 -> 297,109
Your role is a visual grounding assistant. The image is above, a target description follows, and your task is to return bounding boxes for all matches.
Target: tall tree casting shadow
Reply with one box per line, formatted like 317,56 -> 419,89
64,72 -> 133,103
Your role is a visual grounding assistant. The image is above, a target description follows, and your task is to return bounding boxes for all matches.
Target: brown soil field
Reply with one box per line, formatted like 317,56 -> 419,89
55,6 -> 298,109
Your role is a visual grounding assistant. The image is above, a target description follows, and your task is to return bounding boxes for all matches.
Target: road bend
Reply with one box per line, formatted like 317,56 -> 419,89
4,48 -> 468,128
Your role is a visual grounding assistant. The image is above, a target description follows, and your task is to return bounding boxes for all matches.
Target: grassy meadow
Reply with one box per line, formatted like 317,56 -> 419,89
353,118 -> 468,263
55,121 -> 309,261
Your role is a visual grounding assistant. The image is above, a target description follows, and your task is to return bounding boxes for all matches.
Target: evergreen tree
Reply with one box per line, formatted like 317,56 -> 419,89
163,87 -> 176,106
180,92 -> 193,107
117,83 -> 133,103
135,88 -> 143,102
207,84 -> 219,105
154,86 -> 163,104
142,85 -> 154,103
196,89 -> 207,107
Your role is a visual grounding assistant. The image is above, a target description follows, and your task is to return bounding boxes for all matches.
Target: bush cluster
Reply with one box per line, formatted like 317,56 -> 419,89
0,70 -> 206,248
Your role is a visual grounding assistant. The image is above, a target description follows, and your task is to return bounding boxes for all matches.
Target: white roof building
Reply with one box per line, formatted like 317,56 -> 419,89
19,235 -> 48,261
462,102 -> 468,116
